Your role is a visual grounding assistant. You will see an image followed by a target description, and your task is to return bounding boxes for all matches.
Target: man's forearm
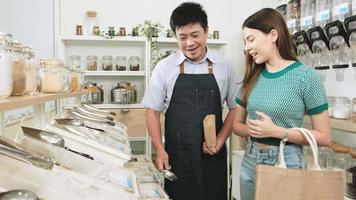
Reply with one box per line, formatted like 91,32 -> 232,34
145,108 -> 164,151
218,109 -> 235,142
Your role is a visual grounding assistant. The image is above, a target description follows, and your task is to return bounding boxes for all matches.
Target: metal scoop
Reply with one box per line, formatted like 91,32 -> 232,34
73,107 -> 114,121
82,104 -> 116,116
0,189 -> 39,200
67,110 -> 115,126
21,126 -> 94,160
161,169 -> 178,181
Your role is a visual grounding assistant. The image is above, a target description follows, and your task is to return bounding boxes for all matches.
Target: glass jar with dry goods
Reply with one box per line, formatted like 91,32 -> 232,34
23,46 -> 39,95
287,0 -> 301,34
346,149 -> 356,199
68,66 -> 80,92
87,55 -> 98,71
9,40 -> 26,96
115,56 -> 127,71
333,96 -> 351,119
68,55 -> 81,69
87,82 -> 103,104
332,0 -> 351,22
111,83 -> 127,104
0,32 -> 13,99
102,55 -> 113,71
128,56 -> 140,71
40,59 -> 69,93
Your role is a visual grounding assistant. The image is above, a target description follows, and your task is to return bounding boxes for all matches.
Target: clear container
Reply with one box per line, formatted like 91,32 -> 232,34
23,46 -> 39,95
319,146 -> 331,169
0,33 -> 13,99
309,26 -> 332,68
314,66 -> 329,81
352,97 -> 356,122
346,150 -> 356,199
328,96 -> 336,117
84,11 -> 98,36
115,56 -> 127,71
102,55 -> 113,71
128,56 -> 140,71
287,0 -> 301,35
68,55 -> 81,69
68,66 -> 79,92
330,145 -> 350,170
303,145 -> 314,169
333,64 -> 349,81
40,59 -> 69,93
276,4 -> 287,21
86,55 -> 98,71
332,0 -> 351,22
9,40 -> 26,96
333,96 -> 352,119
300,0 -> 316,30
315,0 -> 332,27
294,30 -> 313,66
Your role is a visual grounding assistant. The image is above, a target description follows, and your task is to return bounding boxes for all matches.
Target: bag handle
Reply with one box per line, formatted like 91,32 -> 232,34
275,128 -> 321,170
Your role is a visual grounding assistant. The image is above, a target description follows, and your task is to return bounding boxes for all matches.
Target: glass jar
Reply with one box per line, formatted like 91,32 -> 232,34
115,56 -> 127,71
303,145 -> 314,169
111,83 -> 127,104
333,96 -> 352,119
333,64 -> 349,81
287,0 -> 301,35
128,56 -> 140,71
332,0 -> 351,22
9,40 -> 26,96
23,46 -> 39,95
314,66 -> 329,82
300,0 -> 316,30
68,55 -> 81,69
319,146 -> 331,169
327,96 -> 336,117
119,27 -> 126,36
68,66 -> 79,92
316,0 -> 332,27
40,59 -> 68,93
330,145 -> 350,171
87,82 -> 103,104
92,26 -> 100,36
84,10 -> 98,36
0,33 -> 13,99
346,150 -> 356,199
352,98 -> 356,122
86,55 -> 98,71
102,55 -> 113,71
276,4 -> 287,21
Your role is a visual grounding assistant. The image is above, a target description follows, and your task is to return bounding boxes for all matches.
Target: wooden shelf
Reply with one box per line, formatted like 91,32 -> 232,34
0,91 -> 87,112
84,71 -> 146,76
304,115 -> 356,133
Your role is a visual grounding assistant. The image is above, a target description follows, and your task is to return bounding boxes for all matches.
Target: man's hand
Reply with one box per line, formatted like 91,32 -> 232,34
155,149 -> 171,170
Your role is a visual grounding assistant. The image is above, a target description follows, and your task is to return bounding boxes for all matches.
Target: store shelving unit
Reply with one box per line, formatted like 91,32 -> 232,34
304,115 -> 356,134
0,91 -> 87,136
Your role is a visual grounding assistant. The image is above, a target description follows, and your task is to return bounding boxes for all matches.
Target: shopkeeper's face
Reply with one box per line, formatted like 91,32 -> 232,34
176,23 -> 208,62
243,27 -> 276,64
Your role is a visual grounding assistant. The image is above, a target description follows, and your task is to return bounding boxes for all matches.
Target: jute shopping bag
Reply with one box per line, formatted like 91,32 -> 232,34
254,128 -> 344,200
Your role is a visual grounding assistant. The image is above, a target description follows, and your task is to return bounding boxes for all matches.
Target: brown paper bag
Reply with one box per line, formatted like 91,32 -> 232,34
203,114 -> 216,147
255,128 -> 344,200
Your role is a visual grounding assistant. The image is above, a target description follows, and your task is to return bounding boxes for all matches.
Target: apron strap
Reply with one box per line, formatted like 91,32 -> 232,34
179,60 -> 214,74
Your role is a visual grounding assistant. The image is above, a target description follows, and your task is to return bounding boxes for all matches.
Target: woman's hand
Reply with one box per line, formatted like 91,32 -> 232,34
247,111 -> 281,138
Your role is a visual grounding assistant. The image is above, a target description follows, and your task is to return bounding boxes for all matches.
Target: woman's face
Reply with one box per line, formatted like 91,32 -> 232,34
243,27 -> 277,64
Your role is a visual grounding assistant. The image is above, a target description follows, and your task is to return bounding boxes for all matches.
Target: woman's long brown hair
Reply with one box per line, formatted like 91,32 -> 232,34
240,8 -> 297,107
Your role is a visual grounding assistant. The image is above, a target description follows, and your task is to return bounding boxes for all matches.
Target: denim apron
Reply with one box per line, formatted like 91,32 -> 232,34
164,60 -> 227,200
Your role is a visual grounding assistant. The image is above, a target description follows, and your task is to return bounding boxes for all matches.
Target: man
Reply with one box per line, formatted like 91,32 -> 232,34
142,2 -> 237,200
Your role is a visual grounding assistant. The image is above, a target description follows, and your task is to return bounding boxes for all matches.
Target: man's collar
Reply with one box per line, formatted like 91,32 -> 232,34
176,47 -> 216,66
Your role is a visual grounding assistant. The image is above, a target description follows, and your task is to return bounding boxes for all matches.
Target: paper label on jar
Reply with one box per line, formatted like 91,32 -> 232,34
287,19 -> 297,28
301,16 -> 313,26
333,3 -> 349,17
317,10 -> 330,21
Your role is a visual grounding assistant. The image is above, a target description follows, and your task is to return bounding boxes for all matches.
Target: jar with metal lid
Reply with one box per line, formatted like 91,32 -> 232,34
102,55 -> 113,71
68,55 -> 81,69
327,96 -> 336,117
0,33 -> 13,99
87,82 -> 103,104
9,40 -> 26,96
352,97 -> 356,122
128,56 -> 140,71
115,56 -> 127,71
40,59 -> 69,93
86,55 -> 98,71
346,149 -> 356,199
23,46 -> 39,95
333,96 -> 351,119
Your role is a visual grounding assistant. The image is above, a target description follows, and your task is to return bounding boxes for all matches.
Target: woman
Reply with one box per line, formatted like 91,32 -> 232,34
233,8 -> 331,200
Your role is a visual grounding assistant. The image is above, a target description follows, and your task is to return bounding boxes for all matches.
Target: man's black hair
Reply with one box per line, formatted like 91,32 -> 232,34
170,2 -> 208,34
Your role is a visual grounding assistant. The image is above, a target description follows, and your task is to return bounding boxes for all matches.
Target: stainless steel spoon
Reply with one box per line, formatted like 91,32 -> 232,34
161,170 -> 178,182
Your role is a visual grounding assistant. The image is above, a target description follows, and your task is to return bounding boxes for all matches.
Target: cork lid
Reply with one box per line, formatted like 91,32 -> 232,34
86,10 -> 97,17
350,150 -> 356,158
333,145 -> 351,154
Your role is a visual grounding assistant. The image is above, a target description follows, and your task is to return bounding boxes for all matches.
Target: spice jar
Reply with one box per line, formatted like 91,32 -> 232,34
115,56 -> 127,71
9,40 -> 26,96
24,46 -> 39,95
108,26 -> 116,36
333,96 -> 351,119
128,56 -> 140,71
86,55 -> 98,71
346,149 -> 356,199
119,27 -> 126,36
76,25 -> 83,36
40,59 -> 68,93
68,55 -> 81,69
102,55 -> 113,71
352,97 -> 356,122
0,33 -> 13,99
92,26 -> 100,36
328,96 -> 336,117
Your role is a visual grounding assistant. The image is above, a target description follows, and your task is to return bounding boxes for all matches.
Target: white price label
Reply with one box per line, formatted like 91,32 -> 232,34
316,10 -> 330,21
333,3 -> 349,17
301,16 -> 313,26
287,19 -> 297,28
